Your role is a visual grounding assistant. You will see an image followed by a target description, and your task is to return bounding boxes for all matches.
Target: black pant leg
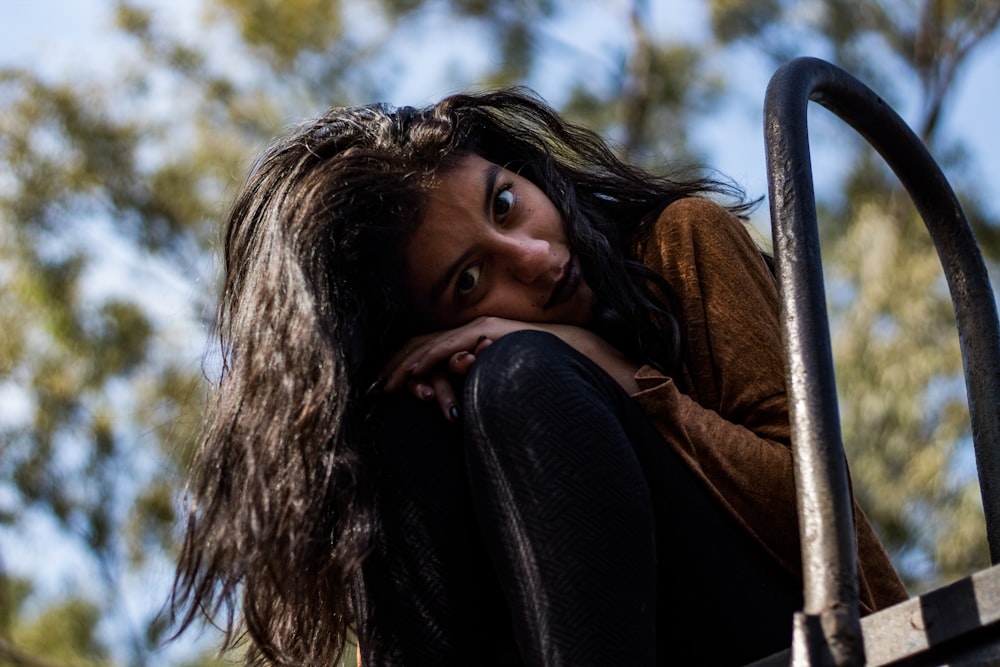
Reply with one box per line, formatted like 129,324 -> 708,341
464,330 -> 801,666
464,331 -> 659,667
357,393 -> 520,666
615,377 -> 803,664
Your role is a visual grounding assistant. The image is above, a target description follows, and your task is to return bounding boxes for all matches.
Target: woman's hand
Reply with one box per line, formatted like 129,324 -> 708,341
382,317 -> 640,421
382,323 -> 497,422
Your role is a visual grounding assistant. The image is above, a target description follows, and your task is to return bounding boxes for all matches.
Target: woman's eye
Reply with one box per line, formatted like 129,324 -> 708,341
456,265 -> 481,297
493,188 -> 515,220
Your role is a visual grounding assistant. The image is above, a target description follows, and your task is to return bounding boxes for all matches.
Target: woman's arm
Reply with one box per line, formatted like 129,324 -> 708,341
634,197 -> 907,609
628,197 -> 800,569
382,317 -> 639,422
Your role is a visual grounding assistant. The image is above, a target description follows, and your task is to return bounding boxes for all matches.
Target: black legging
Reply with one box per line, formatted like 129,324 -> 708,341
356,331 -> 802,666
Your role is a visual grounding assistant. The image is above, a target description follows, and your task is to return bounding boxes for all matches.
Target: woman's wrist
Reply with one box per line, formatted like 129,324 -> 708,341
547,325 -> 640,393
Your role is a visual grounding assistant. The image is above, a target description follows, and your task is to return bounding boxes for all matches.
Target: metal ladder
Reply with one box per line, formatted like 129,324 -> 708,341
749,57 -> 1000,666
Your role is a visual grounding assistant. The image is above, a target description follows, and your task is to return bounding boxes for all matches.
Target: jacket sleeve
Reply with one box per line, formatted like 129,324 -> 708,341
630,197 -> 801,574
629,198 -> 908,610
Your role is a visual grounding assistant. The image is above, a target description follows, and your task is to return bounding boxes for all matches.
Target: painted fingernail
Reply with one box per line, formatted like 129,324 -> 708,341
448,404 -> 461,421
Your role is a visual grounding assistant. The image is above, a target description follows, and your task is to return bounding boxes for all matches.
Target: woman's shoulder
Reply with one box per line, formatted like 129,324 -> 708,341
638,197 -> 770,277
636,199 -> 785,431
660,195 -> 735,221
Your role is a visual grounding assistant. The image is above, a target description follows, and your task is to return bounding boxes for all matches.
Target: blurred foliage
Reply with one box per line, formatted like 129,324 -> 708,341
829,195 -> 990,586
1,573 -> 104,667
214,0 -> 344,68
0,0 -> 998,665
710,0 -> 1000,137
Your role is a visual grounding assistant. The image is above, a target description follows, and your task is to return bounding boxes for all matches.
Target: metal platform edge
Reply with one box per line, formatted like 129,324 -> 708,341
746,562 -> 1000,666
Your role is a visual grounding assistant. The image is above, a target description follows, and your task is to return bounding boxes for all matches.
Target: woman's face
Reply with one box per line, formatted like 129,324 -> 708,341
404,153 -> 594,330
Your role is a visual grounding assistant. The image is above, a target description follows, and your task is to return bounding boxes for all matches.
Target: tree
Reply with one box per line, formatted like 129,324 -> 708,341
0,63 -> 219,667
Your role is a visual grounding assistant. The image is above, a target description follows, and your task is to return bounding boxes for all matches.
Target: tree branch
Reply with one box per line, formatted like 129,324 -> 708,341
917,0 -> 1000,141
620,0 -> 652,158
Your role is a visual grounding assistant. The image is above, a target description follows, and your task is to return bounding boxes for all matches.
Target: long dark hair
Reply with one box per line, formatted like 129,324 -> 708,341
170,87 -> 751,664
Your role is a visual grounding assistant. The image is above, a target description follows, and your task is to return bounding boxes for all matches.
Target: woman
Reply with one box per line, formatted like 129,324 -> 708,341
171,88 -> 907,666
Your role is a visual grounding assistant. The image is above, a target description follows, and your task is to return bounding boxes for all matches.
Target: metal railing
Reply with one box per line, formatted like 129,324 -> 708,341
762,56 -> 1000,666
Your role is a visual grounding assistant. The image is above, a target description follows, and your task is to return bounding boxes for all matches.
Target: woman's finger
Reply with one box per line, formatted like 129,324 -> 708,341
428,372 -> 461,422
473,336 -> 493,355
384,329 -> 486,391
382,338 -> 459,393
382,317 -> 531,393
448,350 -> 476,375
406,378 -> 436,402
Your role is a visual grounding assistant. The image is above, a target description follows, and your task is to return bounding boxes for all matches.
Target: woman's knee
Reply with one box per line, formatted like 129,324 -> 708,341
463,330 -> 621,425
465,331 -> 575,405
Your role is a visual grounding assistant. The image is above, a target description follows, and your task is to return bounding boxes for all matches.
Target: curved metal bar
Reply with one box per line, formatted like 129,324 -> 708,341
764,57 -> 1000,664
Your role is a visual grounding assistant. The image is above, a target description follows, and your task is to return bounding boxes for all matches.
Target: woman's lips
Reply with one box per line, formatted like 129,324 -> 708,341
546,255 -> 582,308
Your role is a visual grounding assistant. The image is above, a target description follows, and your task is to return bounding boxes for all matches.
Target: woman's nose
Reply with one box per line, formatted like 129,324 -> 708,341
502,236 -> 551,284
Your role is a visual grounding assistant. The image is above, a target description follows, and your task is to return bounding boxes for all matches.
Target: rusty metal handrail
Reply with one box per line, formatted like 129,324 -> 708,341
763,57 -> 1000,666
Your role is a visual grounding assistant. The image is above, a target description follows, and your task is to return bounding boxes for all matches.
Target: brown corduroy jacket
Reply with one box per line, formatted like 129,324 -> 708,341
630,197 -> 909,613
